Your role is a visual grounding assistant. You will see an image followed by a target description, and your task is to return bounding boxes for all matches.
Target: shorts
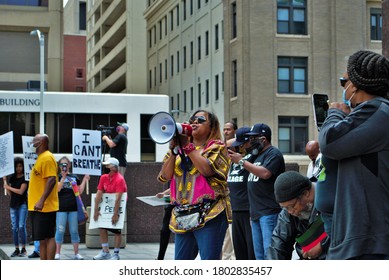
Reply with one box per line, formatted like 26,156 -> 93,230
30,211 -> 57,240
102,228 -> 122,234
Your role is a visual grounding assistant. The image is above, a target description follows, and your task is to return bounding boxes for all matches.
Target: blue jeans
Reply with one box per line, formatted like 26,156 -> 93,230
174,211 -> 228,260
34,241 -> 40,253
251,213 -> 279,260
10,203 -> 28,247
55,211 -> 80,244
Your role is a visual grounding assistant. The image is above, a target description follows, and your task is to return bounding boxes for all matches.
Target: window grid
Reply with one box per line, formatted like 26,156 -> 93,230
277,0 -> 307,35
277,56 -> 307,94
278,116 -> 308,154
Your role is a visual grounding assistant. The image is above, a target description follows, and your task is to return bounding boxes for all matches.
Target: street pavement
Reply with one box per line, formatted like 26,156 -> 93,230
0,242 -> 174,260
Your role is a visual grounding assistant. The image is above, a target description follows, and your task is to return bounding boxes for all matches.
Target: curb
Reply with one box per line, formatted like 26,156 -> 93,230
0,248 -> 10,260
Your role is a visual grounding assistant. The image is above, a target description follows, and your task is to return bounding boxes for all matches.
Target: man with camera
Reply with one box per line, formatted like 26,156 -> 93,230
102,122 -> 128,176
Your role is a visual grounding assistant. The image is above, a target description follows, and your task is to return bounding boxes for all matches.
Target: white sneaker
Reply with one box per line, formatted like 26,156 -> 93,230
74,253 -> 84,260
93,250 -> 111,260
110,253 -> 120,260
54,253 -> 60,260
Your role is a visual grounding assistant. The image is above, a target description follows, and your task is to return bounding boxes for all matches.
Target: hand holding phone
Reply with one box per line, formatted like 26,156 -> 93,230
312,93 -> 329,131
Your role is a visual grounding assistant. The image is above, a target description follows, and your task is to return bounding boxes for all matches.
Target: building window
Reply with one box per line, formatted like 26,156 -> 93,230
277,0 -> 307,35
232,60 -> 237,97
198,36 -> 201,60
231,2 -> 237,39
278,56 -> 307,94
79,2 -> 86,31
190,0 -> 193,15
177,93 -> 180,110
183,0 -> 187,21
215,24 -> 219,50
370,8 -> 382,40
176,5 -> 179,26
278,116 -> 308,154
171,96 -> 174,111
76,68 -> 84,79
159,63 -> 162,83
154,66 -> 157,86
183,90 -> 187,112
165,59 -> 168,80
170,10 -> 174,31
159,20 -> 162,40
153,25 -> 156,44
215,74 -> 219,101
149,69 -> 152,89
171,55 -> 174,77
148,29 -> 152,48
190,87 -> 194,110
198,0 -> 201,10
177,51 -> 180,73
183,46 -> 187,69
165,16 -> 167,36
75,86 -> 84,92
140,114 -> 156,162
222,71 -> 224,91
205,79 -> 209,105
190,41 -> 194,65
205,31 -> 209,56
198,83 -> 201,107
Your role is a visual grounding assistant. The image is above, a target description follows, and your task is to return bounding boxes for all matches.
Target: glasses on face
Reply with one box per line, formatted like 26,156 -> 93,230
339,77 -> 349,87
282,198 -> 299,211
189,115 -> 207,124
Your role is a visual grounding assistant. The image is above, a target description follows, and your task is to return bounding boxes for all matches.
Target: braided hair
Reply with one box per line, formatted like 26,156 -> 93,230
347,50 -> 389,99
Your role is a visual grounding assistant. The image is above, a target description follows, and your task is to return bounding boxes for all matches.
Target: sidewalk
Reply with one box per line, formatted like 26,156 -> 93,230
0,242 -> 175,260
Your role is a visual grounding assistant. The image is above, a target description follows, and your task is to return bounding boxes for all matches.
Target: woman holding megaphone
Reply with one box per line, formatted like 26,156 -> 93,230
157,110 -> 231,260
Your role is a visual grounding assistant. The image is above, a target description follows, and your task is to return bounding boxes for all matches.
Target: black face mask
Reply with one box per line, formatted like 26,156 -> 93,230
245,138 -> 264,155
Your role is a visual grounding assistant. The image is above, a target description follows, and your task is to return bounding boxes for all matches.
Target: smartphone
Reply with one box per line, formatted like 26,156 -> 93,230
61,163 -> 68,172
312,93 -> 329,131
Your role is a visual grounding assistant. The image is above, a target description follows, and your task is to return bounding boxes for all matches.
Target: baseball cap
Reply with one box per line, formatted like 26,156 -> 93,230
245,123 -> 272,140
231,126 -> 251,147
102,157 -> 119,167
117,122 -> 129,131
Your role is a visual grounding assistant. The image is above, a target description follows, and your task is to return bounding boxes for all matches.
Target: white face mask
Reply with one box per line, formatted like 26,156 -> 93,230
31,142 -> 40,153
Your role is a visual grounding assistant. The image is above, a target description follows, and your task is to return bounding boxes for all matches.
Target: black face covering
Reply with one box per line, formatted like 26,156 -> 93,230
245,138 -> 264,155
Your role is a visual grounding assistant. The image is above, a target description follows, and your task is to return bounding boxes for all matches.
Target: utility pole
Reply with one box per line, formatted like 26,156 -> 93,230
383,0 -> 389,58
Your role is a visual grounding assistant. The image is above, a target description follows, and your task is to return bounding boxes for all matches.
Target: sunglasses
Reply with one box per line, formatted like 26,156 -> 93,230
339,77 -> 349,87
189,115 -> 207,124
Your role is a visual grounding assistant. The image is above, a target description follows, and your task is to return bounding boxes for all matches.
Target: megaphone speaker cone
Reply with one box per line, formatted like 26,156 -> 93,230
148,111 -> 176,144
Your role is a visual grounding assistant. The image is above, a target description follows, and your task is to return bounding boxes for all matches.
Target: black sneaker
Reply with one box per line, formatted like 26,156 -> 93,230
11,248 -> 20,257
28,251 -> 40,258
19,248 -> 27,257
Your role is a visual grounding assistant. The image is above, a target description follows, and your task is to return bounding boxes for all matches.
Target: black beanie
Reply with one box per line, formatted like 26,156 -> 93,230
274,171 -> 311,203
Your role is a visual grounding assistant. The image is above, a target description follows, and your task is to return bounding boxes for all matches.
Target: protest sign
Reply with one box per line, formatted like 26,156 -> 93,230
22,136 -> 37,181
0,131 -> 14,178
89,193 -> 127,229
72,128 -> 102,176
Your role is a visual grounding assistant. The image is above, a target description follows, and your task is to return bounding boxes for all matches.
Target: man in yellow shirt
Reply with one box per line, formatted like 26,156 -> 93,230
28,134 -> 58,260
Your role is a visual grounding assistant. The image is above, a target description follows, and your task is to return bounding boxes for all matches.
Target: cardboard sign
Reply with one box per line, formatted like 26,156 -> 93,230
72,128 -> 102,176
22,136 -> 37,181
0,131 -> 14,178
89,193 -> 127,229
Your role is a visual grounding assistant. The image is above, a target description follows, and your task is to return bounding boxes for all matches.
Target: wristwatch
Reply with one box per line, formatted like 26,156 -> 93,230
238,159 -> 245,168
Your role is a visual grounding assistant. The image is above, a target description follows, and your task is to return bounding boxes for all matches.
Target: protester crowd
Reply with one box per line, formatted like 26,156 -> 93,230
2,50 -> 388,261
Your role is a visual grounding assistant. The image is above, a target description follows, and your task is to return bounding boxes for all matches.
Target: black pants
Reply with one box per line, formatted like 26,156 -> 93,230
231,211 -> 255,260
157,204 -> 174,260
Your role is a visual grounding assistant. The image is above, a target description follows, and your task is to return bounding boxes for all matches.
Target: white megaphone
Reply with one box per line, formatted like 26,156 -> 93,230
148,111 -> 192,144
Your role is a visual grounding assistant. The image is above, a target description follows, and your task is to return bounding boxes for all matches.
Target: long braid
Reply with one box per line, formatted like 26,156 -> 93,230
347,50 -> 389,99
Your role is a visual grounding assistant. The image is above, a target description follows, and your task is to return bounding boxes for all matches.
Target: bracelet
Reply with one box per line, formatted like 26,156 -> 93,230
182,143 -> 196,154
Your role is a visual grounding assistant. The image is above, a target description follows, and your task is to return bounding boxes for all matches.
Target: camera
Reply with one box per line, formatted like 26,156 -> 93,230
60,163 -> 68,172
96,125 -> 115,136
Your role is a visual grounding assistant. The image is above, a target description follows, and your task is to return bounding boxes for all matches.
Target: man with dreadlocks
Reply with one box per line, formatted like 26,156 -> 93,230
319,50 -> 389,260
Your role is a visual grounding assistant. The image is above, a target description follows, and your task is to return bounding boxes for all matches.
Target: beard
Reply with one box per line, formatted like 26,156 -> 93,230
297,202 -> 313,220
